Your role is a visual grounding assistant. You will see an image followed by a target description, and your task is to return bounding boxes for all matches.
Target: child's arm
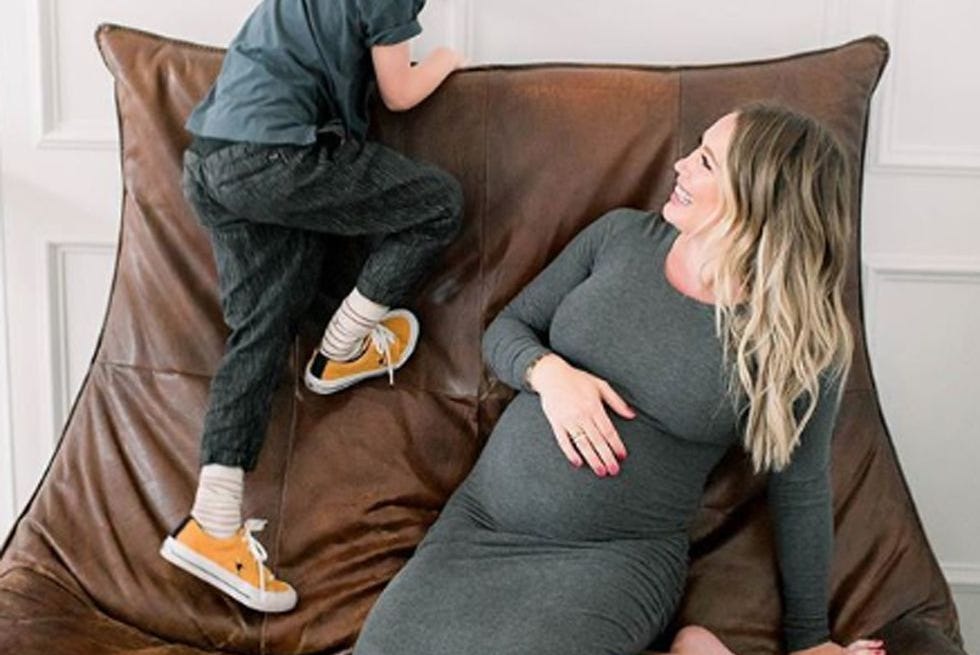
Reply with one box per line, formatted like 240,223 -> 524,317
371,41 -> 465,112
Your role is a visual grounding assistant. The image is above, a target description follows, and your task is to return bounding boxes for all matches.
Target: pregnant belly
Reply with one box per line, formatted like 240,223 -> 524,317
463,393 -> 708,541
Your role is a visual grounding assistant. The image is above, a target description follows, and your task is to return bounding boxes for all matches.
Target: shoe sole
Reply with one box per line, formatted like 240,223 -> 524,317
160,537 -> 297,613
304,309 -> 419,396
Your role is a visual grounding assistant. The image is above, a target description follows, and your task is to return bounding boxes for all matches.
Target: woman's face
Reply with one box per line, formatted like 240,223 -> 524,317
662,111 -> 738,233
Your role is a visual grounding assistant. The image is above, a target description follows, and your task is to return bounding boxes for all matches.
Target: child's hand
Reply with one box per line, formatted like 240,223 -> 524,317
375,44 -> 466,111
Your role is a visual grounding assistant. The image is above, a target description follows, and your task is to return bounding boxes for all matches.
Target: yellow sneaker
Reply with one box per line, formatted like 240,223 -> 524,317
304,308 -> 419,395
159,517 -> 297,613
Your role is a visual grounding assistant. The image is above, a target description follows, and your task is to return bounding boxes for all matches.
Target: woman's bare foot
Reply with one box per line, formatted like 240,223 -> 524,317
653,625 -> 736,655
652,628 -> 886,655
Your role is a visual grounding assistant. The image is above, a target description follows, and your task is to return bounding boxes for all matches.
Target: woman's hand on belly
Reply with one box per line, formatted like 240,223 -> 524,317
529,353 -> 635,477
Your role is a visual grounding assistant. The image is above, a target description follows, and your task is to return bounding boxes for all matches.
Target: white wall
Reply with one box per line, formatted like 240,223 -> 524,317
0,0 -> 976,649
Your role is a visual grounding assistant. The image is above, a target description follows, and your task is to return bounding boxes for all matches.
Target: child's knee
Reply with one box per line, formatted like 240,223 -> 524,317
442,172 -> 464,218
427,167 -> 464,220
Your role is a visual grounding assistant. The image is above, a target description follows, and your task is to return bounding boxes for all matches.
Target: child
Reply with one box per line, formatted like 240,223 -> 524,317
160,0 -> 466,613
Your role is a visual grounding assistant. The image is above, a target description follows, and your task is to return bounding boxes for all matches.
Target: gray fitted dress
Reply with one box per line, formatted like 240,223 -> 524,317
352,208 -> 844,655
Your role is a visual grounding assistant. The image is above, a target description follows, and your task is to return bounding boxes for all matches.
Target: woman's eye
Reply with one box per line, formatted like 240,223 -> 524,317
701,153 -> 712,170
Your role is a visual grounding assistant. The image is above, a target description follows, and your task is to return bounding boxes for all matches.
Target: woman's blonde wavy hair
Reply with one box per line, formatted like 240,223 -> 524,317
694,103 -> 855,473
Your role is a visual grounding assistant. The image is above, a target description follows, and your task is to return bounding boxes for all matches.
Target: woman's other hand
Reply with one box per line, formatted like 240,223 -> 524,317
528,353 -> 635,476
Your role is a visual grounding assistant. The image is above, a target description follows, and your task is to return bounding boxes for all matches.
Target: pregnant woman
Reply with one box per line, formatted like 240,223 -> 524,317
352,103 -> 879,655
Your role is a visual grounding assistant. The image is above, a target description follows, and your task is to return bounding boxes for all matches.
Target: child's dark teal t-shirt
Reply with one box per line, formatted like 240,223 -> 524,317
186,0 -> 426,145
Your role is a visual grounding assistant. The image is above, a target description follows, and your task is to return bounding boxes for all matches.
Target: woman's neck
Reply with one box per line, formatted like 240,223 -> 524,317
668,231 -> 747,306
666,233 -> 718,304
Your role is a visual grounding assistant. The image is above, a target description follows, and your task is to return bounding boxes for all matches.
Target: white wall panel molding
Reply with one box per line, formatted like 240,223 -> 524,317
863,253 -> 980,594
413,0 -> 472,63
944,563 -> 980,592
47,242 -> 115,437
864,254 -> 980,281
467,1 -> 839,67
863,251 -> 980,402
870,0 -> 980,176
34,0 -> 117,150
820,0 -> 851,44
0,163 -> 15,541
864,253 -> 980,354
451,0 -> 474,60
946,563 -> 980,652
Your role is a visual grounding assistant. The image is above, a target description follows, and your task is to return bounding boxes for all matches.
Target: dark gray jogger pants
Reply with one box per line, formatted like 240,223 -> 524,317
182,135 -> 463,470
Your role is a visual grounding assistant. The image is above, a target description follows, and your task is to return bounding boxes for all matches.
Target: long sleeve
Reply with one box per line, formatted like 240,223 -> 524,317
481,208 -> 625,393
766,368 -> 846,653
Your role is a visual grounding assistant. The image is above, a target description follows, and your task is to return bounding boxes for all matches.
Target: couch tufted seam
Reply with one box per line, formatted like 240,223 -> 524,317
91,360 -> 478,400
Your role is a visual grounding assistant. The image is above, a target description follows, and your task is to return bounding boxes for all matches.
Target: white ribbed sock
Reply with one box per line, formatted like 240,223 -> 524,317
191,463 -> 244,539
319,286 -> 389,361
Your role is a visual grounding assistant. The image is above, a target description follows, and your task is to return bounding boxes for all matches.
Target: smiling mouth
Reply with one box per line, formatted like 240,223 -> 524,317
672,183 -> 693,207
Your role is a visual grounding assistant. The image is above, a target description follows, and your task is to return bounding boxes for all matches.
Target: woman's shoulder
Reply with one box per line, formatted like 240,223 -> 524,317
587,208 -> 674,257
591,206 -> 666,238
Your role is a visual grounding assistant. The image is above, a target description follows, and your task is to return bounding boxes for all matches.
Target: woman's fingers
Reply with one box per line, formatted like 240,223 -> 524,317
551,419 -> 621,477
584,419 -> 620,475
541,373 -> 634,475
549,421 -> 583,468
593,410 -> 628,460
598,380 -> 636,419
567,426 -> 605,474
594,380 -> 630,464
566,421 -> 619,476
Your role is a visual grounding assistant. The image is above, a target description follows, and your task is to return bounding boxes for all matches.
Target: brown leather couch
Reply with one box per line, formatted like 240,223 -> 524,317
0,24 -> 968,655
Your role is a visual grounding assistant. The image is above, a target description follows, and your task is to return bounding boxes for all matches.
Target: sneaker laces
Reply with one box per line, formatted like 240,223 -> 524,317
241,518 -> 271,592
368,321 -> 397,385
